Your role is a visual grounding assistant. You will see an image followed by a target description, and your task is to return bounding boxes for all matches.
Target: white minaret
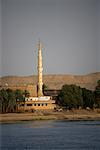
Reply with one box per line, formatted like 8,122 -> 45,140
37,41 -> 43,97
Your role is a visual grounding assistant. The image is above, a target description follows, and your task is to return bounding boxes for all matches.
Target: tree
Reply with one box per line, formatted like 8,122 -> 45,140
0,90 -> 2,113
0,88 -> 29,113
94,80 -> 100,108
15,89 -> 24,102
82,88 -> 95,109
0,89 -> 8,113
6,89 -> 16,112
58,84 -> 83,109
0,88 -> 16,113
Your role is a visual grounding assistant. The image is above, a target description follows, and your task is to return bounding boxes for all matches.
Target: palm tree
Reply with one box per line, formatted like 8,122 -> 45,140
6,89 -> 16,112
15,89 -> 24,102
0,89 -> 8,113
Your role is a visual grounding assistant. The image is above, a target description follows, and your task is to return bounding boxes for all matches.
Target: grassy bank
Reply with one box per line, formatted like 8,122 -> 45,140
0,109 -> 100,123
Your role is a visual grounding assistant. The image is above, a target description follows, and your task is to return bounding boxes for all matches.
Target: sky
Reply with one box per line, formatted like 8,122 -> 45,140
0,0 -> 100,77
0,0 -> 2,76
97,0 -> 100,71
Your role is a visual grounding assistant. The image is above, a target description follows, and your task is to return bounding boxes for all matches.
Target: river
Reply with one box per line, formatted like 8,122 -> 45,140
0,120 -> 100,150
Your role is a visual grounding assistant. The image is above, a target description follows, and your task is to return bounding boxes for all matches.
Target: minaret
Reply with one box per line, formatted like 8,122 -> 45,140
37,41 -> 43,97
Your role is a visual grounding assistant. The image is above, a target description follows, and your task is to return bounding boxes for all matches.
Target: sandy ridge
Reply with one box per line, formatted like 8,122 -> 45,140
0,72 -> 100,91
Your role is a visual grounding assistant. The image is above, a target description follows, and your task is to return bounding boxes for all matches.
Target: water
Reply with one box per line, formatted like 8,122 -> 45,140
0,120 -> 100,150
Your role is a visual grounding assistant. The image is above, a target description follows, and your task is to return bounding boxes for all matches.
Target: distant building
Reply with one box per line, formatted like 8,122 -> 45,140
17,41 -> 56,111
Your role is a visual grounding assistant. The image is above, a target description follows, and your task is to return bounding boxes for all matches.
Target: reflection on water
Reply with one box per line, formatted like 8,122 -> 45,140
0,120 -> 100,150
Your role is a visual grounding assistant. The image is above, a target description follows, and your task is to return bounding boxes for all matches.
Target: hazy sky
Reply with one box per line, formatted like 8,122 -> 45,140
0,0 -> 2,76
0,0 -> 100,77
97,0 -> 100,71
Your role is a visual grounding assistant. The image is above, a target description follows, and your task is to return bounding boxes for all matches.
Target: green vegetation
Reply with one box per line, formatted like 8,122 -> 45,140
0,89 -> 29,113
14,89 -> 24,102
82,88 -> 95,109
58,84 -> 83,109
0,88 -> 16,113
58,81 -> 100,109
0,80 -> 100,113
94,80 -> 100,108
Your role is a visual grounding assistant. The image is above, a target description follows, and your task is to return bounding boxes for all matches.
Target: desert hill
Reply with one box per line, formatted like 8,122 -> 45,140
0,72 -> 100,91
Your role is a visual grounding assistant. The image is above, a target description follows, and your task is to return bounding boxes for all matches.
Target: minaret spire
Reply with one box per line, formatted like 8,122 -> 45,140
37,40 -> 43,97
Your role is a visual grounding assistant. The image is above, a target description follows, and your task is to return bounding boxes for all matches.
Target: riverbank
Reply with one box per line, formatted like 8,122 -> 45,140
0,109 -> 100,123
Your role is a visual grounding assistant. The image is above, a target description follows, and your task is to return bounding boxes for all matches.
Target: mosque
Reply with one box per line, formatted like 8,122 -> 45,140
17,42 -> 56,111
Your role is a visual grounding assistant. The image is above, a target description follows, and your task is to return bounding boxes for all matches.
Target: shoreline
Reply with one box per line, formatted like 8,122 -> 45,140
0,109 -> 100,123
